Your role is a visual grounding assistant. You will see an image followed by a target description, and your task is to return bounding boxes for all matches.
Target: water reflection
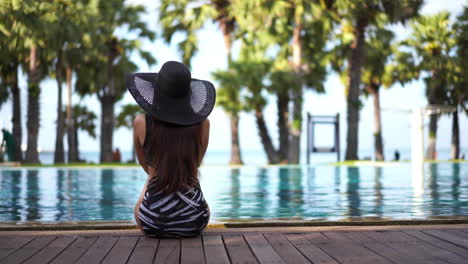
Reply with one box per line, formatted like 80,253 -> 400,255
346,167 -> 361,217
277,168 -> 304,217
0,163 -> 467,222
428,164 -> 440,215
100,169 -> 115,220
452,163 -> 461,216
0,170 -> 22,221
229,168 -> 240,218
253,168 -> 268,218
26,170 -> 40,220
334,167 -> 341,193
373,167 -> 383,217
55,169 -> 66,220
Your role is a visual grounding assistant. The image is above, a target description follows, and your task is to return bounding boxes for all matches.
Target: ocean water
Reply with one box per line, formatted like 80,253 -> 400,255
32,147 -> 468,165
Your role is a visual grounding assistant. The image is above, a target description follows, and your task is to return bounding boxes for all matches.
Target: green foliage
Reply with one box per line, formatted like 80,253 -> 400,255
399,12 -> 457,104
64,105 -> 97,138
159,0 -> 219,67
73,0 -> 156,101
212,67 -> 244,115
116,104 -> 143,129
453,7 -> 468,113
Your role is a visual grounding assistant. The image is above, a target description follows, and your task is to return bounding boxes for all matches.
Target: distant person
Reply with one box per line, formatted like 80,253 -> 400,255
394,150 -> 400,161
112,148 -> 121,162
1,129 -> 16,162
461,153 -> 465,160
128,61 -> 214,238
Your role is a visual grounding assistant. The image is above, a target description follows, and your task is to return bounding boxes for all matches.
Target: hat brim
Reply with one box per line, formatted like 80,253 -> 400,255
126,72 -> 216,126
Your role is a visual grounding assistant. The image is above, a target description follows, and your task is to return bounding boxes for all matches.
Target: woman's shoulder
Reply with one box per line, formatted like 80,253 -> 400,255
133,114 -> 147,145
201,118 -> 210,129
134,113 -> 146,127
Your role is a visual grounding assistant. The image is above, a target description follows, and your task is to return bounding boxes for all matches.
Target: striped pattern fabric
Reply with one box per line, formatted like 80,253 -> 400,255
138,186 -> 210,238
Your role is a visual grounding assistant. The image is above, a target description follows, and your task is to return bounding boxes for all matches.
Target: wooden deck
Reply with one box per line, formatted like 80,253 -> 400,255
1,225 -> 468,263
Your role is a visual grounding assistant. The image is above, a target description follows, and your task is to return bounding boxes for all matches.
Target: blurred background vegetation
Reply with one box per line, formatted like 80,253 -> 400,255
0,0 -> 467,165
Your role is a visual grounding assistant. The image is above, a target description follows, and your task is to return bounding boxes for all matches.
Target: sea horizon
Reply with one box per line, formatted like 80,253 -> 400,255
26,147 -> 468,166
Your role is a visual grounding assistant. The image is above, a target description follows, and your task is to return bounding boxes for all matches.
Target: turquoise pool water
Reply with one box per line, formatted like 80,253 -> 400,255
0,163 -> 467,222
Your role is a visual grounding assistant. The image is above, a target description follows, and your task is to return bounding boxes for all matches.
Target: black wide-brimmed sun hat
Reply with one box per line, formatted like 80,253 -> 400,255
126,61 -> 216,126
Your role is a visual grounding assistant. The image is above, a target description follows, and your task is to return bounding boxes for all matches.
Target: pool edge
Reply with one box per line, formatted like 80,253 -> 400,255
2,218 -> 468,231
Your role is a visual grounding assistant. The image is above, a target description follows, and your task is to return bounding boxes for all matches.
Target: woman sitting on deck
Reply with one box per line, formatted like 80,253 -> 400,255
127,61 -> 216,238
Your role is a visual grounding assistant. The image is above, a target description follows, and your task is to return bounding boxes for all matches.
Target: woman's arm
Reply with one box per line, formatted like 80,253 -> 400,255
134,114 -> 149,174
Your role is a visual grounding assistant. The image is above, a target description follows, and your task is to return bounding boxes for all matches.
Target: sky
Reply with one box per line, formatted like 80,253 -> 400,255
0,0 -> 467,160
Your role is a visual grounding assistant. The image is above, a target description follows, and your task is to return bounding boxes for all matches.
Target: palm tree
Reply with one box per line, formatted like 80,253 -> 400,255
74,0 -> 156,163
0,23 -> 24,162
0,0 -> 49,163
116,104 -> 143,162
452,8 -> 468,159
63,105 -> 97,162
361,28 -> 395,161
401,12 -> 456,160
232,0 -> 332,164
48,0 -> 81,163
331,0 -> 423,160
159,0 -> 244,164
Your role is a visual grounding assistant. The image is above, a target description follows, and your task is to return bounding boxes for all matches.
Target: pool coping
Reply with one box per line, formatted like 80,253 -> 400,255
2,218 -> 468,231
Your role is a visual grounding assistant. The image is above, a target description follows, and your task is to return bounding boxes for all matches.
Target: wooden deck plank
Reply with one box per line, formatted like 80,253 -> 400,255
365,231 -> 466,264
263,233 -> 309,264
1,236 -> 56,264
404,230 -> 468,258
101,236 -> 139,264
203,235 -> 230,264
244,233 -> 285,264
340,231 -> 428,264
425,230 -> 468,249
22,236 -> 76,264
0,236 -> 35,260
74,236 -> 118,264
181,236 -> 205,264
154,239 -> 180,264
307,232 -> 392,264
126,236 -> 158,264
445,230 -> 468,243
284,233 -> 338,264
223,234 -> 258,264
50,236 -> 98,264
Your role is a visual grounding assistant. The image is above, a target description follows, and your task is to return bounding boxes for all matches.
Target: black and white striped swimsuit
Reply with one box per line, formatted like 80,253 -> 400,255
138,183 -> 210,238
138,114 -> 209,238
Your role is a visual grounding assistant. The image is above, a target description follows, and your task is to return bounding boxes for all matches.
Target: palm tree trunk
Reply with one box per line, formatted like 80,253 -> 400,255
345,18 -> 367,161
228,113 -> 243,165
11,63 -> 22,162
425,113 -> 438,160
54,50 -> 65,163
289,22 -> 303,164
25,45 -> 40,164
425,74 -> 441,160
221,23 -> 243,165
451,109 -> 459,160
255,108 -> 280,164
370,85 -> 384,161
66,66 -> 78,162
100,95 -> 115,162
100,46 -> 116,163
277,93 -> 289,163
74,124 -> 80,161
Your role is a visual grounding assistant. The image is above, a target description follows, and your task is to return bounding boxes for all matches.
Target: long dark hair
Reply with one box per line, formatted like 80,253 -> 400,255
146,118 -> 204,194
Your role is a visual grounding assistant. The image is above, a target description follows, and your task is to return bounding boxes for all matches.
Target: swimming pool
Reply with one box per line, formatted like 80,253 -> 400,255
0,163 -> 467,222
